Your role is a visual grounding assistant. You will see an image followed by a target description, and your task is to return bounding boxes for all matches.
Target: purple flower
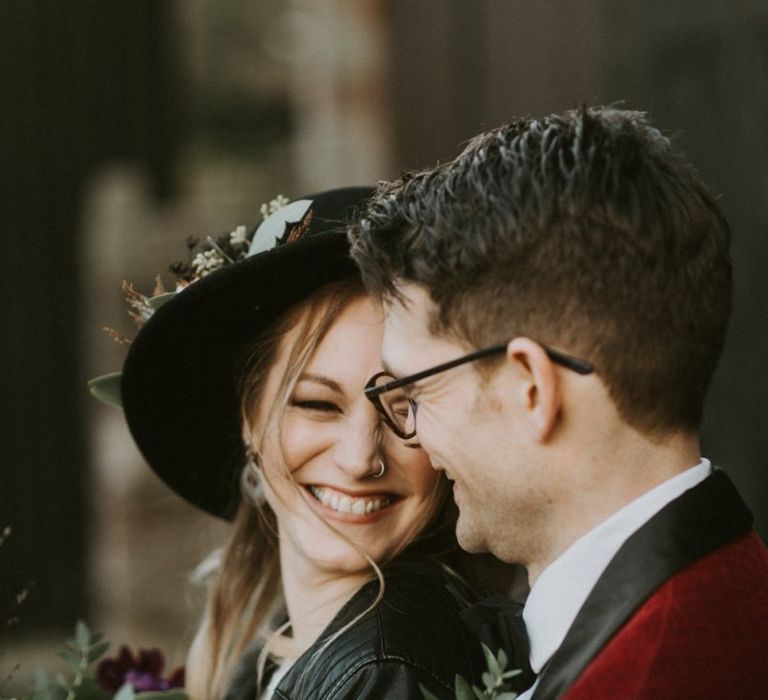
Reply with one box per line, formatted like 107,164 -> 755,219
97,645 -> 185,693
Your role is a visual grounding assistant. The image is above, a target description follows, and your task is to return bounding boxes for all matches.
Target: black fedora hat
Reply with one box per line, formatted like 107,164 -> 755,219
92,187 -> 373,519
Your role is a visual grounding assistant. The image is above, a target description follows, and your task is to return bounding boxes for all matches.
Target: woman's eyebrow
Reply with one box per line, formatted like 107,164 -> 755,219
381,359 -> 399,378
297,372 -> 344,393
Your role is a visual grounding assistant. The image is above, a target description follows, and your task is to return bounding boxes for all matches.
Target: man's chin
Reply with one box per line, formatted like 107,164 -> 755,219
455,518 -> 488,554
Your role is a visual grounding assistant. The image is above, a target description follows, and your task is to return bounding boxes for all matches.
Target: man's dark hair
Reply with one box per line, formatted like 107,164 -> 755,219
349,107 -> 732,435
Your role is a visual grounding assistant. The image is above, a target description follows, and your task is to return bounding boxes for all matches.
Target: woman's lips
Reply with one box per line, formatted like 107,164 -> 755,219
304,484 -> 401,522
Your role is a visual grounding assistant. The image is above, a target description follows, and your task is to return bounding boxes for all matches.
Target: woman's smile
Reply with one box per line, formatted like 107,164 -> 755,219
305,483 -> 402,522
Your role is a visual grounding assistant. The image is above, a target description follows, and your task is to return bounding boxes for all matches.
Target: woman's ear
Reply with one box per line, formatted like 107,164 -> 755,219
506,337 -> 562,442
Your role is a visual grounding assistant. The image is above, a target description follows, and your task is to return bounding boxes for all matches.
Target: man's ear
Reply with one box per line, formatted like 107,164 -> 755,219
506,337 -> 561,442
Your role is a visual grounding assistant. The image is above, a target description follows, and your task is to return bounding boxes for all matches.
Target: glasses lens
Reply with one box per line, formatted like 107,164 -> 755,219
373,375 -> 415,437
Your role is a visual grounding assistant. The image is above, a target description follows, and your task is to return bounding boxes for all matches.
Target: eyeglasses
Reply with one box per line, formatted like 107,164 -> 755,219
364,341 -> 594,440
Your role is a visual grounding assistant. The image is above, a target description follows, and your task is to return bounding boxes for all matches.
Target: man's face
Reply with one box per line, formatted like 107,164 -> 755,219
380,284 -> 544,562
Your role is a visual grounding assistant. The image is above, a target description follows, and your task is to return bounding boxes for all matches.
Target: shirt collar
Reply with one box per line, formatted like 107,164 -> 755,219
523,458 -> 712,673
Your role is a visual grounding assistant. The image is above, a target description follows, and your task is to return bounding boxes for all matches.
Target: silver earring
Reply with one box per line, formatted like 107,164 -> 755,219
372,460 -> 386,478
244,448 -> 261,483
247,449 -> 262,470
244,450 -> 266,505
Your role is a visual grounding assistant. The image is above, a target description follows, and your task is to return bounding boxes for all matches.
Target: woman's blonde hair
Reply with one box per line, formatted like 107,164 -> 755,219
185,277 -> 455,699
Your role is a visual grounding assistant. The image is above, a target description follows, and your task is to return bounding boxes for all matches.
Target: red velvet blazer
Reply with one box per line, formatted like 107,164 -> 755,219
565,531 -> 768,699
531,471 -> 768,699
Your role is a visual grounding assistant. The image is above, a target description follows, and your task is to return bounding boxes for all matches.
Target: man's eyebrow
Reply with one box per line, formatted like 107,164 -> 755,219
297,373 -> 344,393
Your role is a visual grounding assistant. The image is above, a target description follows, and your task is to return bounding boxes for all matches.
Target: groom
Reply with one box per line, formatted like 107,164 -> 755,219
350,107 -> 768,697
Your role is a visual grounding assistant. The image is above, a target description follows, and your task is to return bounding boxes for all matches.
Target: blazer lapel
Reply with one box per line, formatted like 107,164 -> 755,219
532,470 -> 753,699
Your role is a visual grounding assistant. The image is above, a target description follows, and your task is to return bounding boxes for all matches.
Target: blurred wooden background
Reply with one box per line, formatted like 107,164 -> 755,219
2,0 -> 766,689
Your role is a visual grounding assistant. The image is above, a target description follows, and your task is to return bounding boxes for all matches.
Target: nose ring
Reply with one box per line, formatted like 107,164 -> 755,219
372,460 -> 386,478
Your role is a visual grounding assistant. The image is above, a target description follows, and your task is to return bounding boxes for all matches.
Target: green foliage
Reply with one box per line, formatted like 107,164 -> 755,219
420,644 -> 522,700
0,623 -> 187,700
111,688 -> 186,700
146,294 -> 176,312
87,373 -> 123,409
418,684 -> 441,700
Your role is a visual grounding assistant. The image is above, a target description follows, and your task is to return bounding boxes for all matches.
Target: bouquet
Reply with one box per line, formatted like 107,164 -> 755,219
2,622 -> 186,700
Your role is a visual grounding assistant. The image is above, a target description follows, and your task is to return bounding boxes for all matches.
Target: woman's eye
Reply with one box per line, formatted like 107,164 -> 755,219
391,397 -> 410,419
291,399 -> 341,413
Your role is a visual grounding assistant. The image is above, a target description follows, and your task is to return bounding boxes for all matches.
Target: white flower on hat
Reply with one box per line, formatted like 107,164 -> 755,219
229,225 -> 249,247
192,249 -> 226,277
260,194 -> 290,220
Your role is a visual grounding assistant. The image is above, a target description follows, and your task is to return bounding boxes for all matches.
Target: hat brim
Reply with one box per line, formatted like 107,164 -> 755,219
121,188 -> 372,519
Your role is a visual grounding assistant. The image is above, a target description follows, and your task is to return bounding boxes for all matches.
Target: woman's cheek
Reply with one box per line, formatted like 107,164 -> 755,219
385,439 -> 438,490
413,466 -> 442,501
279,415 -> 334,474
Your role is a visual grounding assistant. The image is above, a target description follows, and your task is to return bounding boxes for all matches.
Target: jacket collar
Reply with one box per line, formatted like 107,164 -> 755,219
532,469 -> 753,699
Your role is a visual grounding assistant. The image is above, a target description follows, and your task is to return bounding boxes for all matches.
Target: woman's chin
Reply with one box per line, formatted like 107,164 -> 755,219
286,531 -> 389,577
306,549 -> 378,576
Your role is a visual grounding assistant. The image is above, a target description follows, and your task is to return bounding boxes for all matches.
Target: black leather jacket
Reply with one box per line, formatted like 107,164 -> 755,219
225,560 -> 487,699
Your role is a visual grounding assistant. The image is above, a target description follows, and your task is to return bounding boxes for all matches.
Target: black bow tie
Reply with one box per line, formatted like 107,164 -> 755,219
459,596 -> 537,694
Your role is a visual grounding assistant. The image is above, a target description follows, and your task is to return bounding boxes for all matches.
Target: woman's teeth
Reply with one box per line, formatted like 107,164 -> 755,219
309,486 -> 391,515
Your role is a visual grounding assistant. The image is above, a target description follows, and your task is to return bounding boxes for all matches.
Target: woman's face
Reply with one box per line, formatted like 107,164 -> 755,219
248,295 -> 443,577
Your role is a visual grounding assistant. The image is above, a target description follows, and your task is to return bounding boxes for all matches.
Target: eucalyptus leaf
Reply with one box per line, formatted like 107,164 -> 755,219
75,678 -> 111,700
49,686 -> 68,700
88,373 -> 123,409
75,621 -> 91,649
87,641 -> 111,664
34,669 -> 52,690
481,643 -> 501,678
417,684 -> 441,700
56,649 -> 81,674
114,683 -> 136,700
497,648 -> 508,670
147,293 -> 176,311
30,684 -> 67,700
454,674 -> 476,700
471,685 -> 484,700
249,199 -> 311,255
496,693 -> 518,700
501,669 -> 522,679
481,671 -> 495,689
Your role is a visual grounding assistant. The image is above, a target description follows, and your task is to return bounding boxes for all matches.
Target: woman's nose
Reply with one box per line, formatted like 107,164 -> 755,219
333,413 -> 381,478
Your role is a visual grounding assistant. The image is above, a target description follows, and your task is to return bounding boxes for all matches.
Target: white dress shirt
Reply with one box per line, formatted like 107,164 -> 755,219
517,459 -> 712,700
